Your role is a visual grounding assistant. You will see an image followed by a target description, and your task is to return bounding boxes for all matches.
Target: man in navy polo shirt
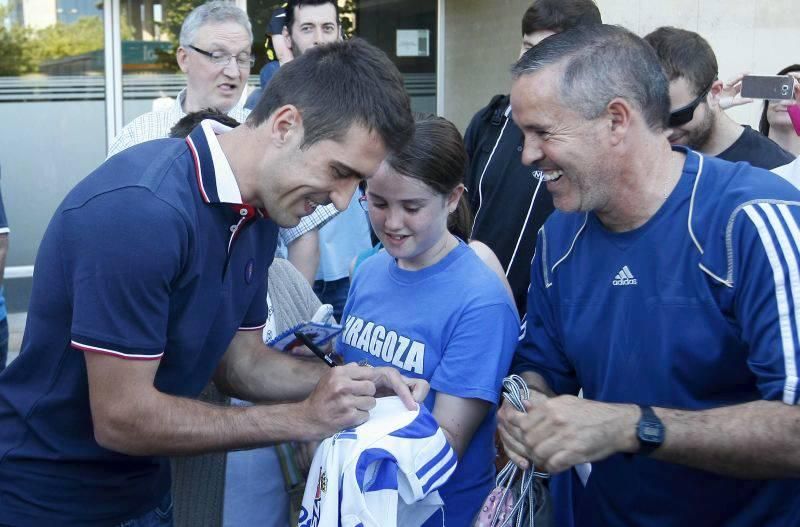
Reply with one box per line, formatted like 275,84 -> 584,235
498,25 -> 800,525
0,39 -> 420,526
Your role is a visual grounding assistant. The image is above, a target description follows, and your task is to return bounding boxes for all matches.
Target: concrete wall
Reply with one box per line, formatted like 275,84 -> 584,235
443,0 -> 800,132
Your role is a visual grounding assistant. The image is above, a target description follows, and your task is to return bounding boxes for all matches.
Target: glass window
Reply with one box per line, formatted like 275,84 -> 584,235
246,0 -> 436,113
120,0 -> 207,124
0,0 -> 107,310
355,0 -> 436,114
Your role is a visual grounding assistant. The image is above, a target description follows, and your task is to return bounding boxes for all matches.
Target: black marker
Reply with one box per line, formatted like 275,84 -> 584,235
294,331 -> 336,368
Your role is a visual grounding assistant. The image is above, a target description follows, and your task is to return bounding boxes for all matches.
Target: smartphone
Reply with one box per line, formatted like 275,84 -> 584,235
740,75 -> 795,100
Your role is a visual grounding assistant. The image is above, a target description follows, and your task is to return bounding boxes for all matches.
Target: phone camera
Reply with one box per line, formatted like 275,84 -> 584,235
782,84 -> 790,95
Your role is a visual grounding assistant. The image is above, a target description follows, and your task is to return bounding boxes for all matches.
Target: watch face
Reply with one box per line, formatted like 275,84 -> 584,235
639,421 -> 664,442
639,423 -> 663,441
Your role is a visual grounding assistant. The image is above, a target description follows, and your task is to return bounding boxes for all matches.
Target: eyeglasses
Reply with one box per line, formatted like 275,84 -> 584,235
669,82 -> 714,127
188,45 -> 255,69
358,194 -> 369,212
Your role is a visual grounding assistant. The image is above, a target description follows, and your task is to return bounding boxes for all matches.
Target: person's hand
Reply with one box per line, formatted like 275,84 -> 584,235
498,395 -> 639,474
294,440 -> 320,474
497,391 -> 547,468
368,366 -> 429,408
299,363 -> 379,439
719,73 -> 754,110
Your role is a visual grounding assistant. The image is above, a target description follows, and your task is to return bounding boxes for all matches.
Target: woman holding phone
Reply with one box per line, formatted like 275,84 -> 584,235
336,114 -> 519,526
758,65 -> 800,156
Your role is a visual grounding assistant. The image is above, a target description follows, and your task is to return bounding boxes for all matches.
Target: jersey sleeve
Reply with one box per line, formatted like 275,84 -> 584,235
733,201 -> 800,405
430,301 -> 519,404
512,231 -> 580,396
64,188 -> 188,360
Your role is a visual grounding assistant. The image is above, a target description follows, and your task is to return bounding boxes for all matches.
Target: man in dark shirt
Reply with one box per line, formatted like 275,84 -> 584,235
464,0 -> 602,315
645,27 -> 794,170
0,39 -> 423,526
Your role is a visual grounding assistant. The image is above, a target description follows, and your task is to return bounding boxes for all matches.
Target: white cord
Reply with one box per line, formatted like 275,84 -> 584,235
505,176 -> 544,278
489,375 -> 549,527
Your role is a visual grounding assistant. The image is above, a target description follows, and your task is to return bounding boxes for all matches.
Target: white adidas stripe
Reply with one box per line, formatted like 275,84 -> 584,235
777,204 -> 800,403
762,203 -> 800,404
744,204 -> 799,405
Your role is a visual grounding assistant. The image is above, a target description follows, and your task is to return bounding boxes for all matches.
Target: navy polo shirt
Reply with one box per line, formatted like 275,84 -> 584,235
0,120 -> 278,525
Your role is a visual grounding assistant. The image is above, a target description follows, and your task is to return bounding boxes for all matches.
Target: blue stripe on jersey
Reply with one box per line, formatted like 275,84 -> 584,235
415,441 -> 452,479
355,449 -> 398,492
421,452 -> 457,494
388,405 -> 438,439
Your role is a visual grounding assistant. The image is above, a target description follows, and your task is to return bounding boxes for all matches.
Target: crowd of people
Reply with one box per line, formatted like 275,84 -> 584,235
0,0 -> 799,525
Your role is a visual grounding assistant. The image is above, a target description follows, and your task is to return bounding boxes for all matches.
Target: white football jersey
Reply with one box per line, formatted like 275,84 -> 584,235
298,397 -> 457,527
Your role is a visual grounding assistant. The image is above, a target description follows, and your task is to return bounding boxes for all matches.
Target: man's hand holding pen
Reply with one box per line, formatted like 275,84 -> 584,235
298,363 -> 429,440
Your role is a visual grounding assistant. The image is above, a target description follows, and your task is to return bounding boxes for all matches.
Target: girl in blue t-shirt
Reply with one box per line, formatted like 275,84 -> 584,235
336,114 -> 520,525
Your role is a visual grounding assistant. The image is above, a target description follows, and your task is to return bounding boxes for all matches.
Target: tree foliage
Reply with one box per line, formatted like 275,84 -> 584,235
0,9 -> 135,76
0,0 -> 358,76
29,17 -> 106,66
0,6 -> 34,75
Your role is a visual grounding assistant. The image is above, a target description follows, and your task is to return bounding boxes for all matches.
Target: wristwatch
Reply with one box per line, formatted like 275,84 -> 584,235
636,405 -> 665,456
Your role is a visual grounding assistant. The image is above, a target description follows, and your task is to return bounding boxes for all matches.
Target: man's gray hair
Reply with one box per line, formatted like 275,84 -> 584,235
512,24 -> 670,131
179,1 -> 253,48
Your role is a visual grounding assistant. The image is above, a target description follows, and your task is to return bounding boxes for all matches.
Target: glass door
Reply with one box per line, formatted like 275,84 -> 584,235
0,0 -> 108,310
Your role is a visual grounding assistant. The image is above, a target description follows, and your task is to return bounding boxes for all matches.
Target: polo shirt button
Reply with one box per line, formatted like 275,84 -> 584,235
230,225 -> 237,233
240,208 -> 248,216
517,146 -> 523,152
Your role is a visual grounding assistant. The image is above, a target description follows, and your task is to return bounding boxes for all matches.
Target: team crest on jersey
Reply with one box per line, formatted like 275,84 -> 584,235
298,467 -> 326,527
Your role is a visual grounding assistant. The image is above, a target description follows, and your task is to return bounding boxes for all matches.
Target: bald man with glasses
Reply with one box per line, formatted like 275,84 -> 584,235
108,2 -> 253,157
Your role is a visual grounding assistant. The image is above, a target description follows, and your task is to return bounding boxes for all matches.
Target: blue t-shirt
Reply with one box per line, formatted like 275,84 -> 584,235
338,241 -> 519,525
514,147 -> 800,526
316,188 -> 372,282
0,121 -> 278,525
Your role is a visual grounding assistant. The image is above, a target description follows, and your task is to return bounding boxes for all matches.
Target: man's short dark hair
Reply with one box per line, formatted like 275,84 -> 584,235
247,38 -> 413,153
644,27 -> 717,96
285,0 -> 339,33
169,108 -> 241,138
521,0 -> 601,36
512,24 -> 670,131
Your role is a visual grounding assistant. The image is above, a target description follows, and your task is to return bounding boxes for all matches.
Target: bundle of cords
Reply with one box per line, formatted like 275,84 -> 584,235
489,375 -> 549,527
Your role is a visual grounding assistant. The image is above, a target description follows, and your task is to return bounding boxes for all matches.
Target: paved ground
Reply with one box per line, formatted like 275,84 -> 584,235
6,311 -> 25,365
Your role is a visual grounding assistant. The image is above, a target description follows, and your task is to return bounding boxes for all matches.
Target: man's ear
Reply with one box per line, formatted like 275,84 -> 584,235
269,104 -> 303,147
606,98 -> 632,146
282,27 -> 293,52
707,79 -> 725,109
176,46 -> 189,73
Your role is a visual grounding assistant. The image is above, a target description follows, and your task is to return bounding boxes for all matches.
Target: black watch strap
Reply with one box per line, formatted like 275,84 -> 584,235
636,405 -> 665,456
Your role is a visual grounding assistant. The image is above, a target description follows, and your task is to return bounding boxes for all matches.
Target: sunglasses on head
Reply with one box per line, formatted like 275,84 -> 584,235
668,81 -> 714,127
